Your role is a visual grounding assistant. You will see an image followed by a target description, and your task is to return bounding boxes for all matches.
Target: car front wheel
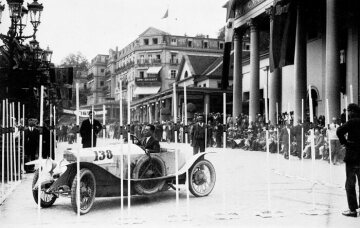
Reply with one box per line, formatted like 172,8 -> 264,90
71,168 -> 96,215
188,159 -> 216,197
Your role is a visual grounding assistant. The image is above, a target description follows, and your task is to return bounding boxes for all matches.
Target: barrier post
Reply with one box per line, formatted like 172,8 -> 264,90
9,102 -> 13,184
53,106 -> 56,161
17,102 -> 21,180
91,105 -> 94,148
103,105 -> 106,140
50,104 -> 53,159
326,99 -> 333,185
75,83 -> 80,217
257,86 -> 283,218
2,100 -> 5,200
300,99 -> 304,179
22,104 -> 25,173
6,99 -> 9,185
303,85 -> 328,215
38,86 -> 44,211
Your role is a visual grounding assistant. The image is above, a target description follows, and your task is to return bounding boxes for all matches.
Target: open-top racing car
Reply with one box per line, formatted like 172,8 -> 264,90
30,135 -> 216,215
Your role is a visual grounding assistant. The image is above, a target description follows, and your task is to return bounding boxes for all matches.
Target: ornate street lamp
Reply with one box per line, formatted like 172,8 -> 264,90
42,45 -> 52,63
27,0 -> 42,34
6,0 -> 23,19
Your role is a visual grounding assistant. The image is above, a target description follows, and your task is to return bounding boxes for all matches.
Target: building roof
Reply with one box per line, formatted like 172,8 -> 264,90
138,27 -> 170,37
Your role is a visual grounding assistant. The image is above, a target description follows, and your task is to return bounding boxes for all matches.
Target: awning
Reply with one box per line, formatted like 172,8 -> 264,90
146,66 -> 162,74
134,86 -> 161,95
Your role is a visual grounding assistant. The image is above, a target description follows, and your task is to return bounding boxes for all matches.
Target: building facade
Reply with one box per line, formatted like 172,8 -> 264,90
84,27 -> 225,122
226,0 -> 359,124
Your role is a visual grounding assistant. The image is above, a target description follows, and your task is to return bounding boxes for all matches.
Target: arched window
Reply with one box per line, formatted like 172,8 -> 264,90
184,71 -> 188,78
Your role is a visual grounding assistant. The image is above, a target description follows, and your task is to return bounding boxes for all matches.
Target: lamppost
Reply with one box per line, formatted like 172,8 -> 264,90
0,0 -> 55,118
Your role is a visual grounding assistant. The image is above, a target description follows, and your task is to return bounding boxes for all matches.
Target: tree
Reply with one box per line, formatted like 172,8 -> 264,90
59,52 -> 89,72
217,26 -> 225,40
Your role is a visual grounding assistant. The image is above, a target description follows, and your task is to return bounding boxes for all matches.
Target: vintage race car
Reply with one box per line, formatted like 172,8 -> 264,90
30,135 -> 216,215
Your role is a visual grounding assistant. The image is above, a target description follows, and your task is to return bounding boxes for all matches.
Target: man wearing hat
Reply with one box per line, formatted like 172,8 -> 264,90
191,115 -> 206,155
80,111 -> 102,148
337,103 -> 360,217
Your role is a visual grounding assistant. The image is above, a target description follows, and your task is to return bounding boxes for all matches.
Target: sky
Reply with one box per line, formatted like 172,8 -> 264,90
0,0 -> 228,65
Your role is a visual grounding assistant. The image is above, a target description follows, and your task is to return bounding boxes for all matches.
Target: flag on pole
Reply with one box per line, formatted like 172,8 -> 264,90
270,0 -> 297,72
221,0 -> 238,90
161,9 -> 168,19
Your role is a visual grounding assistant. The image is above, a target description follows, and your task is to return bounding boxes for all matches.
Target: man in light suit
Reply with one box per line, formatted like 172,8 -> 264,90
80,111 -> 102,148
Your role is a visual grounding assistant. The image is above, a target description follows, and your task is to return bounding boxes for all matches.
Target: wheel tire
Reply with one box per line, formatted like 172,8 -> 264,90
32,170 -> 57,208
132,154 -> 166,195
189,159 -> 216,197
71,168 -> 96,215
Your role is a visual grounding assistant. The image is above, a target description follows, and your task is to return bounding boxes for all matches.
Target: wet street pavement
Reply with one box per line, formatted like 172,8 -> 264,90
1,138 -> 360,227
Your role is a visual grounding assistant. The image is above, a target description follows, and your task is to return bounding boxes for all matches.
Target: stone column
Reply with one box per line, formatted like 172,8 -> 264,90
294,1 -> 307,123
326,0 -> 341,120
248,19 -> 260,122
204,94 -> 210,115
267,7 -> 282,124
233,29 -> 243,118
154,102 -> 159,122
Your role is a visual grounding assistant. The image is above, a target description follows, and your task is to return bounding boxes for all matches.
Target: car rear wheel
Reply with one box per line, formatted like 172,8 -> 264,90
32,170 -> 57,208
71,168 -> 96,215
132,154 -> 166,195
189,159 -> 216,197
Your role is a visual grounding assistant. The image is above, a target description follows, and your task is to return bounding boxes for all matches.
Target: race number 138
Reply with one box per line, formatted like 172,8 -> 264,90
94,150 -> 113,161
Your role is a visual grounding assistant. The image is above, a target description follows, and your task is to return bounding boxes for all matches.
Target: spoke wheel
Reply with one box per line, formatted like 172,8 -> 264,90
32,170 -> 57,208
71,168 -> 96,215
189,159 -> 216,197
132,154 -> 166,195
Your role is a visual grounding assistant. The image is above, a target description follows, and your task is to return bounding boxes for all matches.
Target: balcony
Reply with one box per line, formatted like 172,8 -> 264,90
135,76 -> 161,86
115,61 -> 135,74
170,59 -> 179,65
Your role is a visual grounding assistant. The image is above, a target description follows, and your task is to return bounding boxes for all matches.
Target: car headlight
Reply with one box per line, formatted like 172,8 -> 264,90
59,159 -> 69,173
44,158 -> 57,173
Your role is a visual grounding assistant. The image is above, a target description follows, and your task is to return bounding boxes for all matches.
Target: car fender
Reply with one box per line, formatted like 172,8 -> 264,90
177,152 -> 215,176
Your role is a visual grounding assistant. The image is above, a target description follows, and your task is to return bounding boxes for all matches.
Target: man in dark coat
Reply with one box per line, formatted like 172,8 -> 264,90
80,111 -> 102,148
138,124 -> 160,153
191,115 -> 206,155
24,119 -> 39,172
337,103 -> 360,217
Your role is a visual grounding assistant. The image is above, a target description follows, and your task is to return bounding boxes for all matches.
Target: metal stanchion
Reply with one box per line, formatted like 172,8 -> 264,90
168,83 -> 180,222
38,86 -> 44,212
274,102 -> 281,175
53,106 -> 56,161
50,104 -> 53,159
183,81 -> 191,222
300,99 -> 305,179
22,104 -> 25,174
76,83 -> 81,218
302,85 -> 328,215
256,85 -> 283,218
6,99 -> 9,186
91,105 -> 94,148
1,100 -> 5,201
17,102 -> 21,181
103,105 -> 106,140
12,102 -> 17,182
9,102 -> 13,184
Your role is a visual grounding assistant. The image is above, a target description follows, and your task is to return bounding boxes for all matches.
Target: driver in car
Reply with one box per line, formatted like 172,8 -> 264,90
138,124 -> 160,153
